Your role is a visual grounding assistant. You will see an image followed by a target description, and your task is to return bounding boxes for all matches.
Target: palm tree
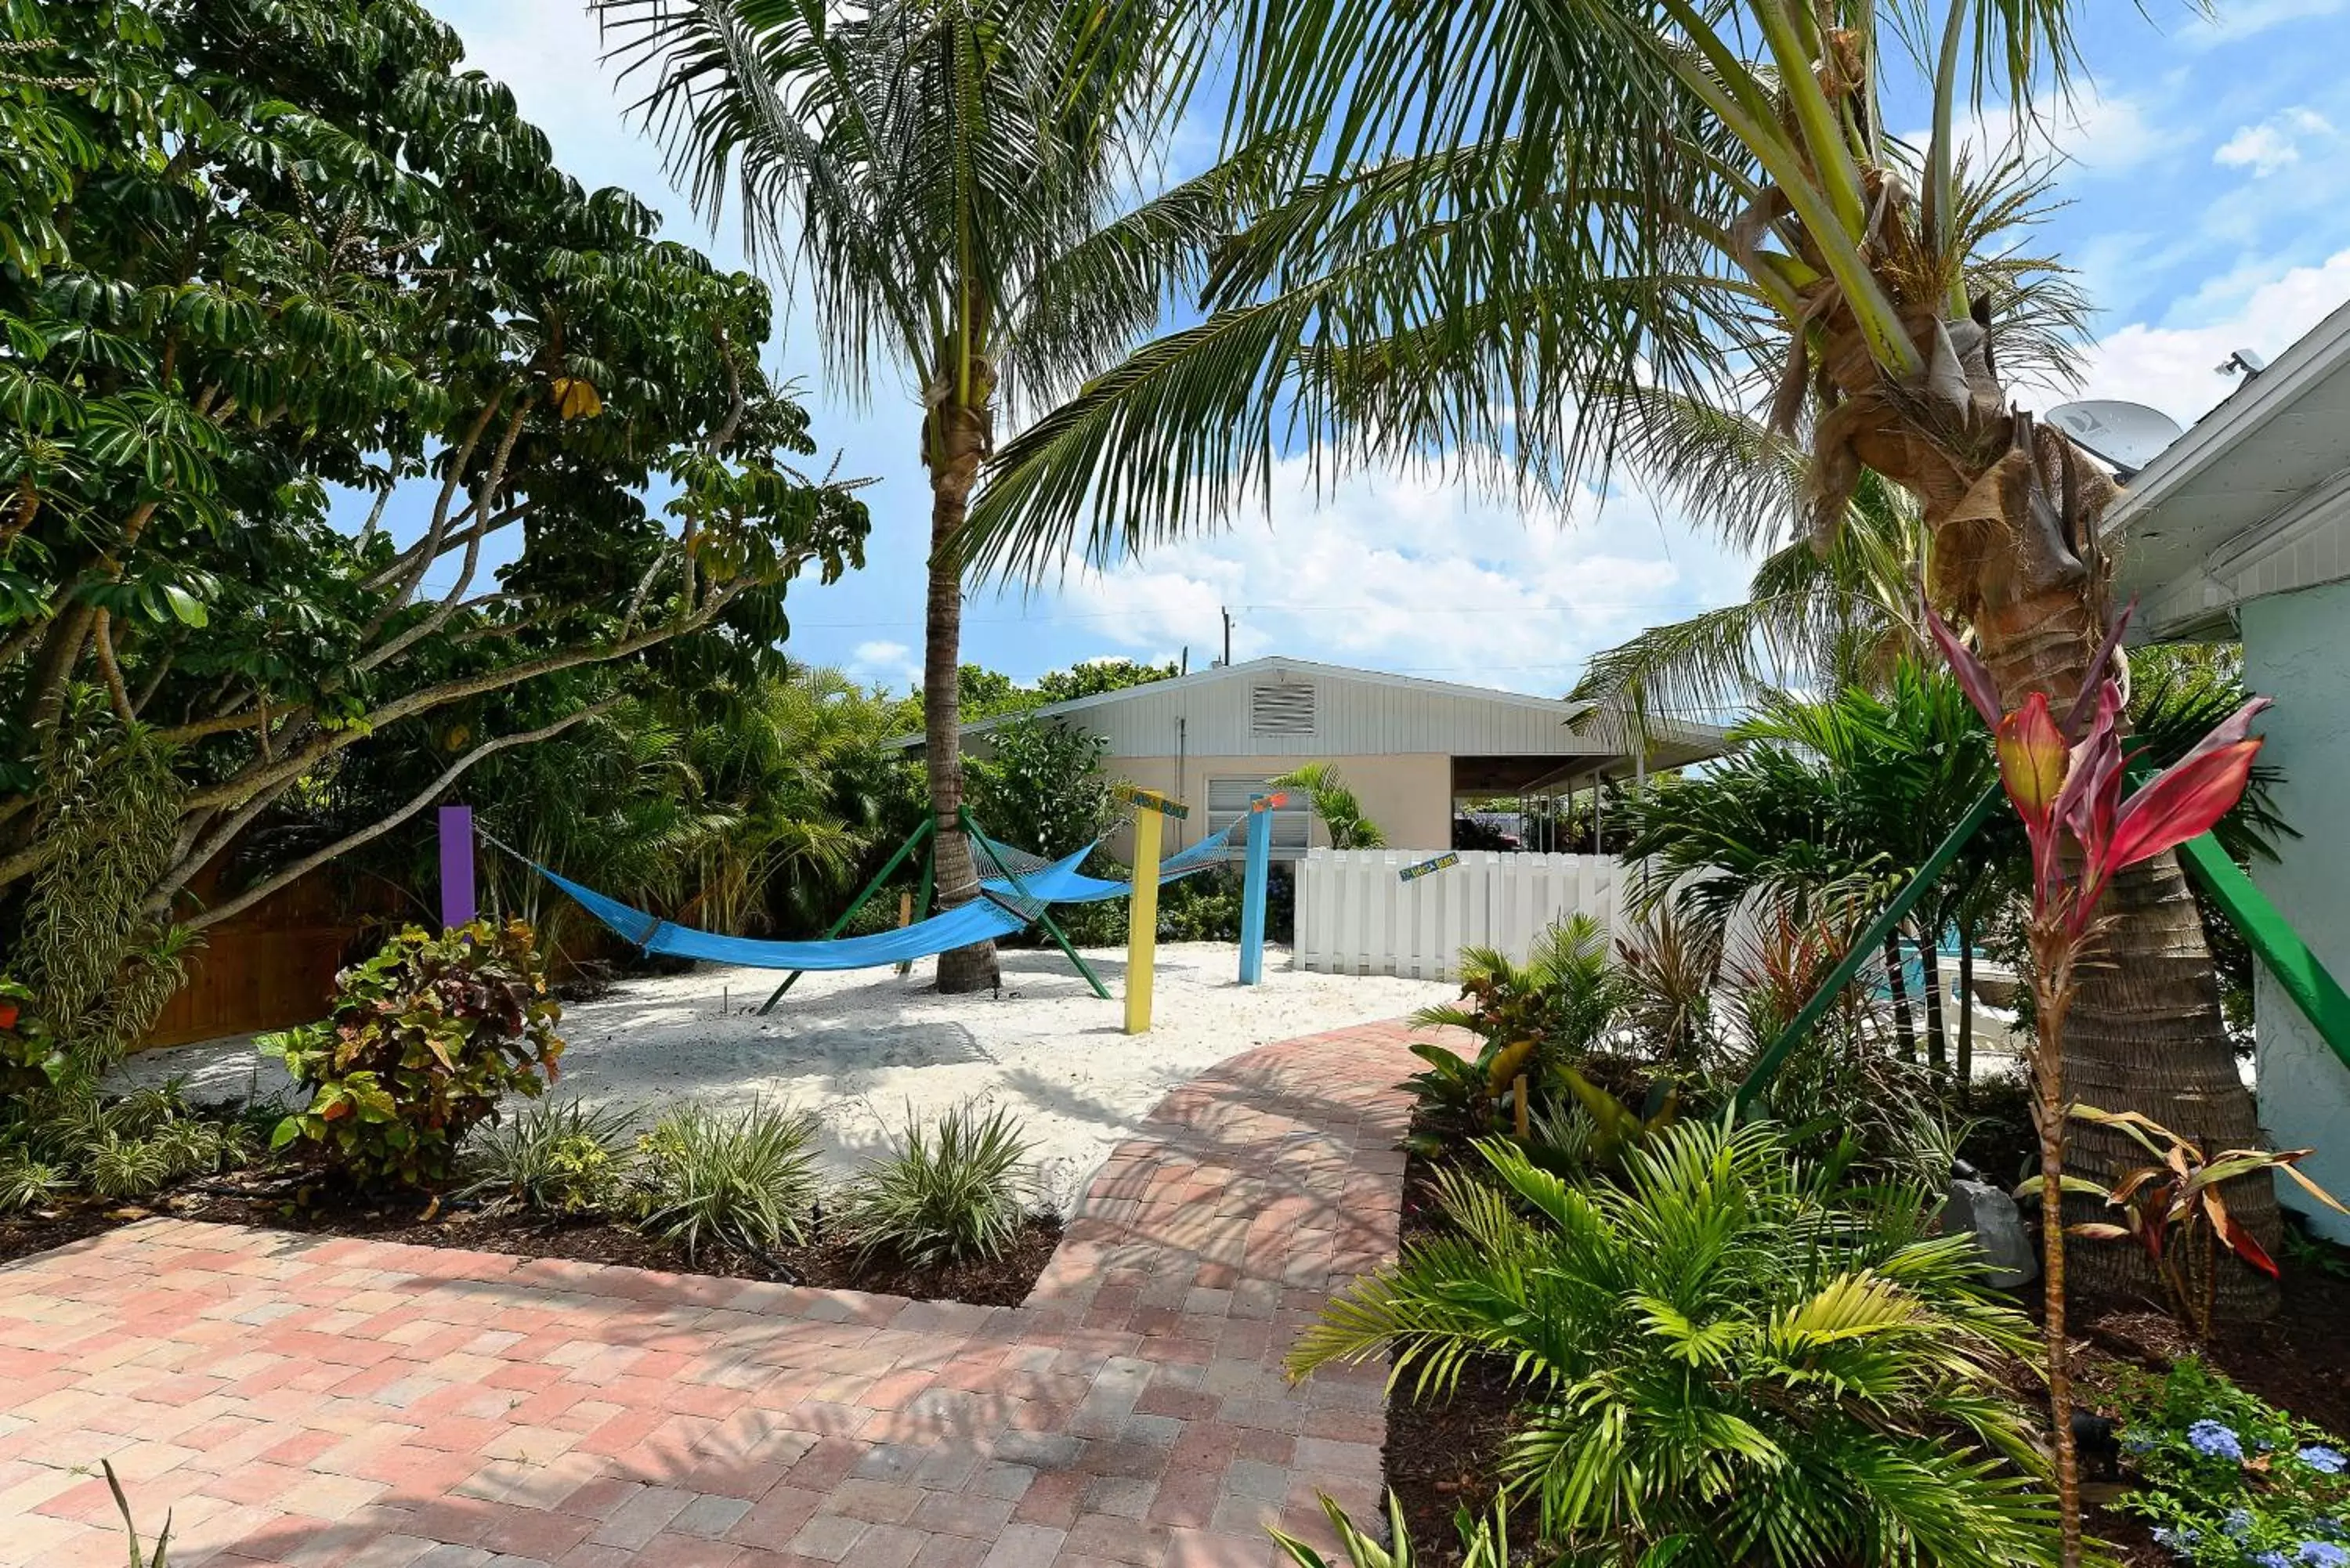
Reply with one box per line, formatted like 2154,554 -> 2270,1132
965,2 -> 2276,1295
1267,761 -> 1387,849
591,0 -> 1289,989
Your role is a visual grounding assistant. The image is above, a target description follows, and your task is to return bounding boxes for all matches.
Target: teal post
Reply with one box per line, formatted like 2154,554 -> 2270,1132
1238,793 -> 1276,985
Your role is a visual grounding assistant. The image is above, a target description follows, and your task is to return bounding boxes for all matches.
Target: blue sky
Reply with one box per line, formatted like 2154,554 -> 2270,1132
420,0 -> 2350,706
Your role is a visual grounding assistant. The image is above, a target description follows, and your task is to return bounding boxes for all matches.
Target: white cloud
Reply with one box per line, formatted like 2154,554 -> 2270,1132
1052,457 -> 1749,701
848,639 -> 921,689
2075,247 -> 2350,424
1904,89 -> 2182,182
2214,108 -> 2336,176
2191,0 -> 2348,45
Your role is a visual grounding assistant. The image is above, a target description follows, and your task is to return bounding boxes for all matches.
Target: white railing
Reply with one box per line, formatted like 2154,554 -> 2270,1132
1293,849 -> 1622,981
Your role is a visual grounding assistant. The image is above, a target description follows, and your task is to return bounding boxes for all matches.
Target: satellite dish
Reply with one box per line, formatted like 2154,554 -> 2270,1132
2046,400 -> 2186,479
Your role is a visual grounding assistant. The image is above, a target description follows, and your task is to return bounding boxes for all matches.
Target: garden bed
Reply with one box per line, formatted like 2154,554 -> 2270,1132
0,1175 -> 1063,1306
1375,1122 -> 2350,1568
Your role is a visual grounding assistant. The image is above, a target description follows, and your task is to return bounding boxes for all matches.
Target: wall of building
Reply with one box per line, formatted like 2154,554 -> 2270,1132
2242,579 -> 2350,1241
1101,752 -> 1455,860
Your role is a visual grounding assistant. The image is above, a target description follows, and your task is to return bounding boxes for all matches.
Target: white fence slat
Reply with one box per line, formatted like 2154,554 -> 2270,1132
1292,848 -> 1626,981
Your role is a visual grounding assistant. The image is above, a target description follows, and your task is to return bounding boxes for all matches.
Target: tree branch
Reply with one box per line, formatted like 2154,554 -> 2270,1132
175,700 -> 620,932
357,402 -> 530,674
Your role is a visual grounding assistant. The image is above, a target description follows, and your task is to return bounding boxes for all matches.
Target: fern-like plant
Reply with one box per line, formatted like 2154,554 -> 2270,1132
1290,1118 -> 2064,1568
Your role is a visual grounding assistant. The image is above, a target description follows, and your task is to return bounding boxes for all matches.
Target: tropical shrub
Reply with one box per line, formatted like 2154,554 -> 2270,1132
834,1101 -> 1035,1270
2114,1360 -> 2350,1568
2050,1107 -> 2347,1342
968,716 -> 1119,861
1268,763 -> 1386,850
460,1100 -> 639,1217
1405,915 -> 1628,1142
1291,1118 -> 2064,1568
0,1085 -> 251,1208
260,921 -> 562,1191
632,1100 -> 821,1259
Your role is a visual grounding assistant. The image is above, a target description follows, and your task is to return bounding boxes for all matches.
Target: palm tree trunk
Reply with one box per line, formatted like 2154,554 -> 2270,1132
1884,932 -> 1917,1061
1812,294 -> 2281,1312
924,400 -> 1000,995
1956,934 -> 1976,1093
1920,923 -> 1949,1081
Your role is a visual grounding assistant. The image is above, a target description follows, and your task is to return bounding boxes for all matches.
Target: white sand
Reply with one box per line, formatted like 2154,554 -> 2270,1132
118,944 -> 1452,1209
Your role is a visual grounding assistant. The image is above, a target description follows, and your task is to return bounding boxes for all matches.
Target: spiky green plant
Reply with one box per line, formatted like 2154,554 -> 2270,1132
633,1100 -> 821,1260
1290,1118 -> 2063,1568
1272,1491 -> 1516,1568
834,1101 -> 1035,1271
460,1100 -> 640,1217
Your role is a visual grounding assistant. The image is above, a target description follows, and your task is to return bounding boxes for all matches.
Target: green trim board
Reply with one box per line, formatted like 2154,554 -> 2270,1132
1733,784 -> 2003,1111
1734,787 -> 2350,1107
2176,833 -> 2350,1078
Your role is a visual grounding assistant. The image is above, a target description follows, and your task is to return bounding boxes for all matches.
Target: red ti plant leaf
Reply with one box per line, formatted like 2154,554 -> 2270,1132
1997,693 -> 2070,822
1924,599 -> 2005,730
2107,735 -> 2265,875
2202,1184 -> 2280,1279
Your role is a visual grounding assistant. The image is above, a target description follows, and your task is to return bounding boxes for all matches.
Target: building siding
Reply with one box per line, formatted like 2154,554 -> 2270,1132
1063,664 -> 1606,760
1101,752 -> 1455,860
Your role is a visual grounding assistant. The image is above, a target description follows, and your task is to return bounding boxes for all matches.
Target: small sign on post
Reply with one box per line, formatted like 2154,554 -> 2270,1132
1116,784 -> 1191,821
1398,851 -> 1460,884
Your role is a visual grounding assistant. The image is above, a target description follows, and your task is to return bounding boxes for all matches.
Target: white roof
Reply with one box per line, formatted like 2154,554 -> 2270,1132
2108,296 -> 2350,639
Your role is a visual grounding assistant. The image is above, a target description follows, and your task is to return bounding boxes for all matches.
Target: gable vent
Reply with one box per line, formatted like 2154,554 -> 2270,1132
1250,681 -> 1316,736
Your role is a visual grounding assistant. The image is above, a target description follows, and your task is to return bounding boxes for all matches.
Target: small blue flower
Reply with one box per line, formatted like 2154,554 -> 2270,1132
2259,1552 -> 2295,1568
2190,1420 -> 2247,1461
2294,1544 -> 2349,1568
2228,1510 -> 2258,1540
2156,1527 -> 2204,1555
2124,1431 -> 2160,1453
2301,1447 -> 2349,1476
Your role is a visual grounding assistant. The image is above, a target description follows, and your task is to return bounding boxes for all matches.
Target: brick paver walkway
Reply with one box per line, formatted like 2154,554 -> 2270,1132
0,1021 -> 1423,1568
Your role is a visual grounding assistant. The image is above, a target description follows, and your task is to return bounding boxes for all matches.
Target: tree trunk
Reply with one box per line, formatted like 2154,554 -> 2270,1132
1920,923 -> 1949,1081
1884,931 -> 1916,1061
925,398 -> 1000,995
1956,935 -> 1976,1093
1809,306 -> 2280,1312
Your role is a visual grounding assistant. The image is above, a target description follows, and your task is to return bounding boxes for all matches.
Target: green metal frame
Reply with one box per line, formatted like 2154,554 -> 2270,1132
759,814 -> 936,1013
757,807 -> 1114,1013
2176,833 -> 2350,1077
960,806 -> 1110,1000
1734,782 -> 2350,1109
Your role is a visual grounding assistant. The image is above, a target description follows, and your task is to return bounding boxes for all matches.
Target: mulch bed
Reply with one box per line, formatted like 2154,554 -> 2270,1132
0,1176 -> 1062,1308
1378,1120 -> 2350,1567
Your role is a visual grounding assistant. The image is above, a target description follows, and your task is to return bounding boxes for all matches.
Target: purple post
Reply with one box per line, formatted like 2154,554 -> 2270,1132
439,805 -> 476,930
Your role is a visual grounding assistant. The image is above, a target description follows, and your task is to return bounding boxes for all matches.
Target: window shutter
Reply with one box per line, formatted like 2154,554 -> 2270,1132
1249,681 -> 1316,737
1206,778 -> 1311,854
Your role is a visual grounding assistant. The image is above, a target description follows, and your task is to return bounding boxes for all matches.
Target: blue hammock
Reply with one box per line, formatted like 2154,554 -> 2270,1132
533,852 -> 1085,970
972,819 -> 1241,904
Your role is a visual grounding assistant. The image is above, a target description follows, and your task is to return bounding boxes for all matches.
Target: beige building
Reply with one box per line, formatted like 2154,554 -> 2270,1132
909,656 -> 1725,858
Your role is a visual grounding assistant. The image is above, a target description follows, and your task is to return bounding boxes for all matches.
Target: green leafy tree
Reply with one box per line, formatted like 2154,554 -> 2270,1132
968,715 -> 1116,859
1034,658 -> 1177,704
0,1 -> 866,1007
967,0 -> 2277,1305
591,0 -> 1292,991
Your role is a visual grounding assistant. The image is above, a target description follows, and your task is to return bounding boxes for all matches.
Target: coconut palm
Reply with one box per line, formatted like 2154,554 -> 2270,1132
965,1 -> 2274,1295
591,0 -> 1291,989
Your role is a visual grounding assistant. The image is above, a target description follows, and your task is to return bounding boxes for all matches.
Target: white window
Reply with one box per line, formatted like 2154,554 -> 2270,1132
1206,777 -> 1312,858
1249,681 -> 1316,737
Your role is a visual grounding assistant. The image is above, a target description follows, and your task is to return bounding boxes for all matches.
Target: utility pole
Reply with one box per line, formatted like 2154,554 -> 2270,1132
1220,606 -> 1233,667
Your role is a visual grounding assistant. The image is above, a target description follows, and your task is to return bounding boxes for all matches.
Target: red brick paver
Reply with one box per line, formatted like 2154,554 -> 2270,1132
0,1023 -> 1423,1568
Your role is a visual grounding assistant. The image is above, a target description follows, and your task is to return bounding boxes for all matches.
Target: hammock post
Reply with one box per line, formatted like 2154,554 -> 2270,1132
1119,788 -> 1190,1033
761,814 -> 936,1013
438,805 -> 475,931
1238,792 -> 1284,985
962,810 -> 1108,999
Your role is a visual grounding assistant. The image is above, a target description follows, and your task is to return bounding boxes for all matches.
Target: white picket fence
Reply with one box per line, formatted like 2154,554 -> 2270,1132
1293,849 -> 1622,981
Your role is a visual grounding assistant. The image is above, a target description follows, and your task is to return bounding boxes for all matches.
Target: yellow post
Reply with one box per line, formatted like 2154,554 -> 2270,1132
1126,807 -> 1162,1035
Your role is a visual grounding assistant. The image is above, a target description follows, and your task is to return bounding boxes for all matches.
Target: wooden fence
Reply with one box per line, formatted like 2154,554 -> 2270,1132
139,867 -> 396,1050
1293,848 -> 1622,981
